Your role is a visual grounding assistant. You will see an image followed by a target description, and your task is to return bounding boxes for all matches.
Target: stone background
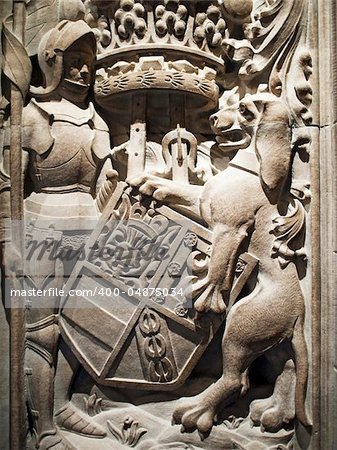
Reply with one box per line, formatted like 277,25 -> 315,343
0,1 -> 336,449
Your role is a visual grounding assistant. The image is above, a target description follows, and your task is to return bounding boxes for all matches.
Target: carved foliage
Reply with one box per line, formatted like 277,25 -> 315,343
107,416 -> 147,447
1,23 -> 32,97
271,200 -> 307,268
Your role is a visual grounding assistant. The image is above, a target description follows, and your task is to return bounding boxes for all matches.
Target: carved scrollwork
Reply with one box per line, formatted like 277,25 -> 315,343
138,307 -> 177,382
271,199 -> 307,268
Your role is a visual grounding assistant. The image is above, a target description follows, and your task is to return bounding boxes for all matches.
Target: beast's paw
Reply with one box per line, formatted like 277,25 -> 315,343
128,174 -> 174,202
250,396 -> 295,433
193,280 -> 226,315
128,174 -> 193,205
172,400 -> 216,440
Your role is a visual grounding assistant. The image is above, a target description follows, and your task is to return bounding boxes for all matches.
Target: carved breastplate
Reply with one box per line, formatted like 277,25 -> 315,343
29,105 -> 97,194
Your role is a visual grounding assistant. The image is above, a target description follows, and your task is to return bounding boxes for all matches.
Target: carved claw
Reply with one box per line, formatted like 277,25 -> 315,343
250,396 -> 295,433
193,279 -> 226,315
198,430 -> 209,441
127,174 -> 176,203
172,400 -> 216,438
127,174 -> 167,199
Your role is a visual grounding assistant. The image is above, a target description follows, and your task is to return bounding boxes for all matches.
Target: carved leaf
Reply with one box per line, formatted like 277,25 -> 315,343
125,419 -> 147,446
223,415 -> 245,430
83,392 -> 103,416
271,199 -> 306,268
107,417 -> 147,447
2,23 -> 32,97
107,419 -> 124,442
290,180 -> 311,201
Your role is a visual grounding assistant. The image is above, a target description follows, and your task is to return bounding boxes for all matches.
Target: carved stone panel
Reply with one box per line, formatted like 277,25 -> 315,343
0,1 -> 334,449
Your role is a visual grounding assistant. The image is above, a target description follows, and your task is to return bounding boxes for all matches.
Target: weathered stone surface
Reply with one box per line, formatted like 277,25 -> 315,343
0,1 -> 335,449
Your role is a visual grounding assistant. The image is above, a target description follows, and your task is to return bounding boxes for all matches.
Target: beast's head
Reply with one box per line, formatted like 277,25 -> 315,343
210,89 -> 293,201
210,88 -> 259,152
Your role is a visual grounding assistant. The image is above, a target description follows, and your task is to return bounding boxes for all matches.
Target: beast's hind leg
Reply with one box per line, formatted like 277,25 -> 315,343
173,285 -> 294,438
172,340 -> 252,439
250,358 -> 296,432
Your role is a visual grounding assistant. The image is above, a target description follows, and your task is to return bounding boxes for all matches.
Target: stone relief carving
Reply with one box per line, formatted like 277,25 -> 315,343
0,1 -> 314,449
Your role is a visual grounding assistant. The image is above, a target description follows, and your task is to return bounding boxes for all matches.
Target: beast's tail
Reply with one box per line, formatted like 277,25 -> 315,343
292,316 -> 312,427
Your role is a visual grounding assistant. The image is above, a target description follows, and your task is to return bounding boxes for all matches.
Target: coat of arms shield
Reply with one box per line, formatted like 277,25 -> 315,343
60,182 -> 258,389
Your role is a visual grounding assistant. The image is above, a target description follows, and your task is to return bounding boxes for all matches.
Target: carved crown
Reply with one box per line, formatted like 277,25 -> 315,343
90,1 -> 228,108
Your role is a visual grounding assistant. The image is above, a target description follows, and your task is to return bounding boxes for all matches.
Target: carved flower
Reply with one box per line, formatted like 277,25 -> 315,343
223,415 -> 244,430
174,303 -> 188,317
107,416 -> 147,447
94,78 -> 110,95
167,261 -> 181,277
136,71 -> 156,87
112,74 -> 129,90
115,0 -> 147,40
194,5 -> 227,48
155,0 -> 188,38
165,72 -> 184,88
184,232 -> 198,248
152,292 -> 166,305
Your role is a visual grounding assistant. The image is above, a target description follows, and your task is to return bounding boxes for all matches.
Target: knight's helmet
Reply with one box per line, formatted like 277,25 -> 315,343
30,20 -> 96,97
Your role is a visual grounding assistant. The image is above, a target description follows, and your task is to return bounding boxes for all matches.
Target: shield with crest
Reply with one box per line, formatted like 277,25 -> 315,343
60,126 -> 258,390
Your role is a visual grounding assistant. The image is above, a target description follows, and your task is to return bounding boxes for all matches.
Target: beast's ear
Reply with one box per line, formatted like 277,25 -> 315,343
219,86 -> 239,109
255,101 -> 292,202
